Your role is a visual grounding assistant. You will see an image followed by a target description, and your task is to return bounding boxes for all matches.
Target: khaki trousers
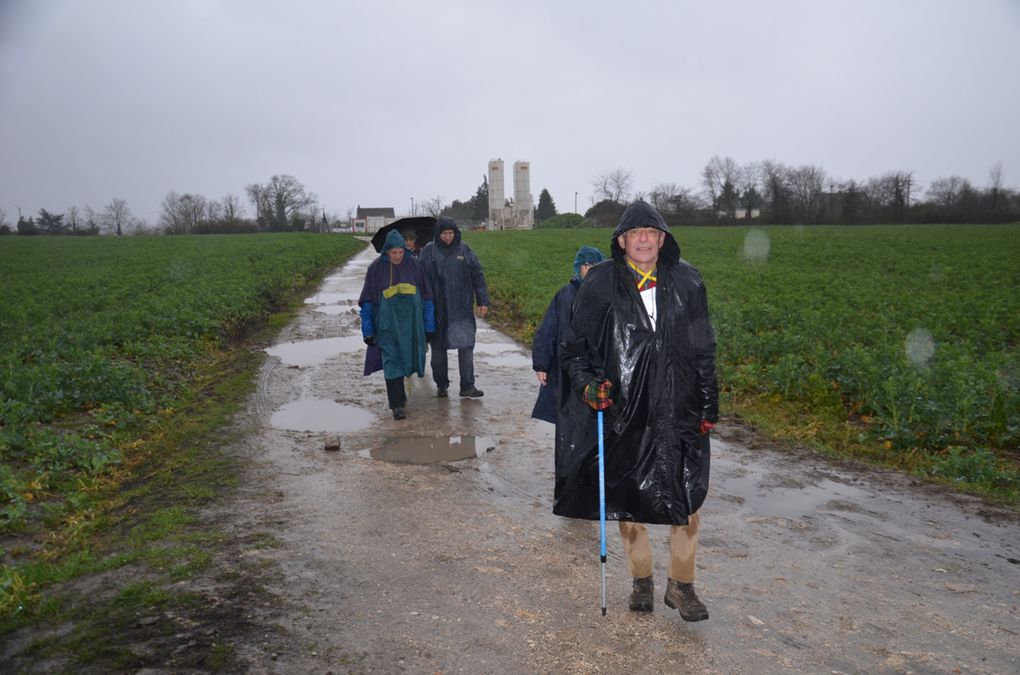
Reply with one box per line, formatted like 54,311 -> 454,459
618,510 -> 700,583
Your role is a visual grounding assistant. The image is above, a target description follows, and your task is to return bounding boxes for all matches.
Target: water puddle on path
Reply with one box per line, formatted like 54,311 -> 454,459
271,398 -> 376,433
720,471 -> 870,519
359,436 -> 496,464
480,353 -> 533,369
304,291 -> 360,305
266,336 -> 365,367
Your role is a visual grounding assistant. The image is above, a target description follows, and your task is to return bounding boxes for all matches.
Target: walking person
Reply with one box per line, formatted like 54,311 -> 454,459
419,217 -> 490,398
531,245 -> 605,424
556,201 -> 719,621
358,230 -> 435,420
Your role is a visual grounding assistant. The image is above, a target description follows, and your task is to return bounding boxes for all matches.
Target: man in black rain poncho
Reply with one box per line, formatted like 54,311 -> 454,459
557,200 -> 719,621
419,217 -> 490,398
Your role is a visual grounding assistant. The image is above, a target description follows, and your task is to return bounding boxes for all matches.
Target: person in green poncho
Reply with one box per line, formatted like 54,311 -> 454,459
358,230 -> 436,420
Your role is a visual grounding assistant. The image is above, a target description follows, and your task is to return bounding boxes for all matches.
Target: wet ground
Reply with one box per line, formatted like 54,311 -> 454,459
219,243 -> 1020,673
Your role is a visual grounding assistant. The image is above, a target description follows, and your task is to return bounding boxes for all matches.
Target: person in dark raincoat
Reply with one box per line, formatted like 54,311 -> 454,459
557,200 -> 719,621
531,245 -> 605,424
419,217 -> 490,398
358,230 -> 436,420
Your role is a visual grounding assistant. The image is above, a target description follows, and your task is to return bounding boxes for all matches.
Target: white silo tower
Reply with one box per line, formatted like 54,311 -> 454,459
513,160 -> 534,229
488,159 -> 505,229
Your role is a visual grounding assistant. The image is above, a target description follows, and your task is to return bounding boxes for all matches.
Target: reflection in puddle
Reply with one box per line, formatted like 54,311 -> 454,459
481,353 -> 533,369
271,398 -> 376,432
312,305 -> 355,315
305,291 -> 361,305
719,471 -> 869,519
472,342 -> 519,355
266,336 -> 365,367
359,436 -> 496,464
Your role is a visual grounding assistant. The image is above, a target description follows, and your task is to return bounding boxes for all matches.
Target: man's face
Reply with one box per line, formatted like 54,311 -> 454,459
386,247 -> 405,265
617,227 -> 664,268
439,229 -> 455,245
579,262 -> 594,279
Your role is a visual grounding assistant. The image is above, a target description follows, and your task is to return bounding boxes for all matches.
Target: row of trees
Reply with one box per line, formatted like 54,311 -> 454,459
586,159 -> 1019,226
1,199 -> 137,236
0,174 -> 342,237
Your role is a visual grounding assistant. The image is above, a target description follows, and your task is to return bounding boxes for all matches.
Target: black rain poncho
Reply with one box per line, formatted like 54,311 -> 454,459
555,201 -> 719,525
419,219 -> 490,349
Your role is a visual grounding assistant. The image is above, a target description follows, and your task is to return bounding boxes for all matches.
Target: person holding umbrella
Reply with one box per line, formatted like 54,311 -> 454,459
419,217 -> 490,398
358,230 -> 435,420
555,201 -> 719,621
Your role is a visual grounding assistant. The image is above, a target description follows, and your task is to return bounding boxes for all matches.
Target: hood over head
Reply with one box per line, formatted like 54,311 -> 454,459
381,229 -> 410,258
610,200 -> 680,266
434,216 -> 461,248
572,245 -> 606,279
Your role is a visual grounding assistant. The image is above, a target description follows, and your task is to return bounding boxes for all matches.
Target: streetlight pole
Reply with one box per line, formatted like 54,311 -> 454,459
410,197 -> 415,216
574,192 -> 578,214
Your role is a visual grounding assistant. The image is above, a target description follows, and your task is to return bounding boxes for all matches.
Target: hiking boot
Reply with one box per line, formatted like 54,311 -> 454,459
664,579 -> 708,622
436,386 -> 448,398
459,387 -> 484,398
392,407 -> 406,420
629,576 -> 654,612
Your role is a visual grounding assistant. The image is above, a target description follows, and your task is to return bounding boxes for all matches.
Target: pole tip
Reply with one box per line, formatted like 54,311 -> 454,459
602,607 -> 607,616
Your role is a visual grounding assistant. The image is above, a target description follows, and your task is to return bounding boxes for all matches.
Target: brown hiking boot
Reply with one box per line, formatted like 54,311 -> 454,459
664,579 -> 708,621
629,576 -> 654,612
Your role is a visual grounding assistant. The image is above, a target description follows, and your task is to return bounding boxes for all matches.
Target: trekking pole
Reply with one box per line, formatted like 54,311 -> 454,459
598,409 -> 607,616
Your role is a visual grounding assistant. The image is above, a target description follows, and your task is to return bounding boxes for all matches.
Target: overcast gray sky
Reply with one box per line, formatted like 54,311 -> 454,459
2,0 -> 1018,225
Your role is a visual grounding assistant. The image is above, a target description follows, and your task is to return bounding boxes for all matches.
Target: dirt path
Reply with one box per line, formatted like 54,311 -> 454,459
217,244 -> 1020,673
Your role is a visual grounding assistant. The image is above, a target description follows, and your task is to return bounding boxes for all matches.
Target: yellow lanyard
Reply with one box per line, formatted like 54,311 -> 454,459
627,260 -> 656,290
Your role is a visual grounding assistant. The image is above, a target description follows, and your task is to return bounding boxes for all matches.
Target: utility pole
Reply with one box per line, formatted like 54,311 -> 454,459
574,192 -> 578,214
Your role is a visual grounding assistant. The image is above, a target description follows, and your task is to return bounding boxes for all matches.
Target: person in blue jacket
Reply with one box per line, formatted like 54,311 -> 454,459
358,230 -> 436,420
530,245 -> 605,424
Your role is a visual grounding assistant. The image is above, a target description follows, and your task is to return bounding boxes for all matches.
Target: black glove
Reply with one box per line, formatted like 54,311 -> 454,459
363,335 -> 376,346
425,332 -> 436,343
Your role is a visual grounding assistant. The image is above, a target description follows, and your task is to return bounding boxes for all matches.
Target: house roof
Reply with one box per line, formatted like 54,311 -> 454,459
356,207 -> 395,218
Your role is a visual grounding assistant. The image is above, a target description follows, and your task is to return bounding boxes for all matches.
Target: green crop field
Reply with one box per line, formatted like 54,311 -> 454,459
0,233 -> 363,540
465,224 -> 1020,499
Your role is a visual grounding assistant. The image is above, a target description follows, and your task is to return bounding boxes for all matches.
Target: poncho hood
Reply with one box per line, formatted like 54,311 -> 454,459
610,200 -> 681,266
572,245 -> 605,280
381,229 -> 410,257
434,217 -> 462,249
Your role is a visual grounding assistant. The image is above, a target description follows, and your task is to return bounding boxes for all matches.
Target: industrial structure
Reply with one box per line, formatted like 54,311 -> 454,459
487,158 -> 534,229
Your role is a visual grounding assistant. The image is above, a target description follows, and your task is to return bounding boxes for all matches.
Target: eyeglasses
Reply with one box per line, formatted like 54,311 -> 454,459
624,227 -> 658,239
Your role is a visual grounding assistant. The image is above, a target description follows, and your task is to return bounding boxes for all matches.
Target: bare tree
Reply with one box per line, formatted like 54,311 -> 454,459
989,162 -> 1004,212
161,192 -> 208,234
65,205 -> 81,233
246,174 -> 317,231
590,168 -> 634,203
701,156 -> 741,214
221,193 -> 244,222
0,208 -> 8,233
102,198 -> 132,236
927,175 -> 970,210
787,164 -> 827,222
420,196 -> 445,217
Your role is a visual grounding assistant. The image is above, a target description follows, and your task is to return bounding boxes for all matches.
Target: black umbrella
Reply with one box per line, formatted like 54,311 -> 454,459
370,216 -> 437,253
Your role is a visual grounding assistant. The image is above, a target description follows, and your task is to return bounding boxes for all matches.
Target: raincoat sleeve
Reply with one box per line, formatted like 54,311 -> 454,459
360,302 -> 375,338
559,270 -> 613,394
691,279 -> 720,423
532,296 -> 559,372
465,246 -> 491,307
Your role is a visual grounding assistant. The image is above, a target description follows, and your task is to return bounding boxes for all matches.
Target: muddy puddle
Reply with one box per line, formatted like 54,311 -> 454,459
270,397 -> 376,432
358,435 -> 496,464
715,457 -> 869,519
265,335 -> 365,367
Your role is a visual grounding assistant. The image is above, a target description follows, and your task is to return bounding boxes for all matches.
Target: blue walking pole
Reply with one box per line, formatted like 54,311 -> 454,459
598,409 -> 607,616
